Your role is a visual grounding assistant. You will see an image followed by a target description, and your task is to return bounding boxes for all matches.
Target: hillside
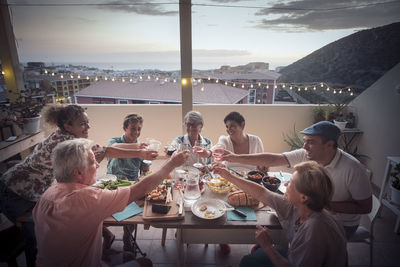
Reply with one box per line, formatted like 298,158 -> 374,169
278,22 -> 400,92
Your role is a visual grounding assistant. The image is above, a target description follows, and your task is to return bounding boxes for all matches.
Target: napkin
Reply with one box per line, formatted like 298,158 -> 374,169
227,206 -> 257,221
112,202 -> 142,222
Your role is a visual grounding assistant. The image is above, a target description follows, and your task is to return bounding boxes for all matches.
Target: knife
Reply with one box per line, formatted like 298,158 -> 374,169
177,197 -> 183,215
228,167 -> 245,178
223,202 -> 247,218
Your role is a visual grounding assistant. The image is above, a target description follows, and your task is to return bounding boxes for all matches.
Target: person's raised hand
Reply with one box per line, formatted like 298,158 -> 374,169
211,162 -> 231,178
255,225 -> 273,249
141,149 -> 158,160
170,150 -> 190,167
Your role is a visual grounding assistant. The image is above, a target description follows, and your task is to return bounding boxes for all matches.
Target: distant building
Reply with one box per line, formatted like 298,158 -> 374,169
24,74 -> 97,102
74,80 -> 248,104
198,71 -> 281,104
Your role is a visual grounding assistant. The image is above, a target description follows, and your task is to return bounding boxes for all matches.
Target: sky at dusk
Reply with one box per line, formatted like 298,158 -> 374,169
7,0 -> 400,71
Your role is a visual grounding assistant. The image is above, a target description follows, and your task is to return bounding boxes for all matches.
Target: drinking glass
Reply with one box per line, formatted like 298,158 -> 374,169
212,144 -> 225,162
183,171 -> 201,201
193,140 -> 205,169
147,139 -> 161,151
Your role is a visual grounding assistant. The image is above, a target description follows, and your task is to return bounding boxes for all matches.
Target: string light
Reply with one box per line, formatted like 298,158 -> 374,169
147,75 -> 150,80
320,83 -> 324,87
201,87 -> 204,91
104,77 -> 108,80
224,81 -> 227,85
95,77 -> 98,81
130,78 -> 133,82
112,77 -> 115,82
233,82 -> 236,87
241,84 -> 245,88
250,84 -> 253,88
266,85 -> 269,89
313,86 -> 316,90
216,79 -> 219,83
61,74 -> 64,78
77,75 -> 80,78
44,69 -> 48,74
208,77 -> 210,80
289,86 -> 293,90
51,72 -> 55,76
181,78 -> 187,86
86,76 -> 89,80
122,78 -> 125,82
258,82 -> 261,86
304,86 -> 308,91
156,77 -> 159,81
282,84 -> 285,88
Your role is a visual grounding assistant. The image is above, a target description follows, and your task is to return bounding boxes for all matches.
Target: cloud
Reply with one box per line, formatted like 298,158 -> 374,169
254,0 -> 400,31
98,0 -> 178,16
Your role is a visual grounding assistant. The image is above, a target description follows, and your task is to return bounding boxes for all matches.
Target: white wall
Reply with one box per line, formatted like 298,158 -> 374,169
350,63 -> 400,187
81,104 -> 314,154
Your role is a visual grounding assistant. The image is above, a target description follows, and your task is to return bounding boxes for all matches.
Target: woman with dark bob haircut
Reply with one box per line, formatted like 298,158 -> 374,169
213,161 -> 347,267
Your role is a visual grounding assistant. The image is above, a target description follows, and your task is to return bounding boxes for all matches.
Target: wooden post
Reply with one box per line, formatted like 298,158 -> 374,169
179,0 -> 192,134
0,0 -> 24,103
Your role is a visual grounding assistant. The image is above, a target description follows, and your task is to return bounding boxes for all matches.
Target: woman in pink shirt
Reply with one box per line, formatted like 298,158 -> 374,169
33,138 -> 189,267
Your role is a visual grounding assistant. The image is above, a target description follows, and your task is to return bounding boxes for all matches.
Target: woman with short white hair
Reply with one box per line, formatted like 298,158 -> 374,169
33,138 -> 189,267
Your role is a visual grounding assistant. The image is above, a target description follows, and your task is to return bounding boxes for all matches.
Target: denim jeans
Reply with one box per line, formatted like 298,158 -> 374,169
239,247 -> 288,267
0,181 -> 37,267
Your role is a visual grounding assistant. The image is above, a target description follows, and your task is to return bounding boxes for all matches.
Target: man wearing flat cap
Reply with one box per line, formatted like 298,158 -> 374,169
218,121 -> 372,239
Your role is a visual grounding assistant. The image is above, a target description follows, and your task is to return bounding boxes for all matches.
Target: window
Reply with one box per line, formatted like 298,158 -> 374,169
118,99 -> 128,104
248,89 -> 256,104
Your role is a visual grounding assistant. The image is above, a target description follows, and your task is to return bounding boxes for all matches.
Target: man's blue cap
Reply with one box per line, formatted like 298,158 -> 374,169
300,121 -> 341,142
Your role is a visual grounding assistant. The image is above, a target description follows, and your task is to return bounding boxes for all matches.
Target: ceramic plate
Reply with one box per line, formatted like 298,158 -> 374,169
191,199 -> 225,220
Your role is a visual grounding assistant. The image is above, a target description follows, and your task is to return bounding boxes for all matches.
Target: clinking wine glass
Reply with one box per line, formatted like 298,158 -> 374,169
212,144 -> 225,162
193,140 -> 205,169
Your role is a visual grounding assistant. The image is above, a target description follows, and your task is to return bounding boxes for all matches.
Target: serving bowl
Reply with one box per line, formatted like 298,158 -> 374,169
262,176 -> 281,192
246,170 -> 265,184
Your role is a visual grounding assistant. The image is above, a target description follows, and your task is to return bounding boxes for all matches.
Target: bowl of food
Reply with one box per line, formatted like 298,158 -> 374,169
262,176 -> 281,192
207,176 -> 233,194
246,170 -> 265,184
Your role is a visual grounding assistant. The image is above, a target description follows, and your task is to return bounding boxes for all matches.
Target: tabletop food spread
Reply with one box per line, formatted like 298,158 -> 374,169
98,168 -> 291,222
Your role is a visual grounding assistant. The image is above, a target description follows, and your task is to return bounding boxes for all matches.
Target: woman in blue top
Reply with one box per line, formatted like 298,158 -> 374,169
105,114 -> 150,251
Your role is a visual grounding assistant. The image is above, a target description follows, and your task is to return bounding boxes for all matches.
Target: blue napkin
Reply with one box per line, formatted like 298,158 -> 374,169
227,206 -> 257,221
112,202 -> 143,221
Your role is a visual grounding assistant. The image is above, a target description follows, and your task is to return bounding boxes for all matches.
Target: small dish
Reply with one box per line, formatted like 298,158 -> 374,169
247,170 -> 265,184
191,199 -> 225,220
262,176 -> 281,192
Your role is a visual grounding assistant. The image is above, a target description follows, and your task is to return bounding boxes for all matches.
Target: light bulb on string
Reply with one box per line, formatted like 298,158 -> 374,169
216,79 -> 219,83
44,69 -> 48,74
274,85 -> 277,89
313,86 -> 316,90
298,88 -> 301,92
173,79 -> 176,83
350,92 -> 354,96
198,79 -> 201,83
320,83 -> 324,87
201,87 -> 204,91
266,85 -> 269,89
156,77 -> 159,81
122,78 -> 125,82
327,87 -> 330,91
258,82 -> 261,86
112,77 -> 115,82
95,77 -> 98,81
86,76 -> 89,80
348,88 -> 351,92
224,81 -> 227,85
52,73 -> 55,76
250,84 -> 253,88
282,84 -> 286,88
130,78 -> 133,82
208,77 -> 210,81
333,90 -> 336,94
61,74 -> 64,78
233,83 -> 236,87
305,87 -> 308,91
289,86 -> 293,90
241,84 -> 244,88
339,90 -> 342,94
70,75 -> 74,79
77,75 -> 80,79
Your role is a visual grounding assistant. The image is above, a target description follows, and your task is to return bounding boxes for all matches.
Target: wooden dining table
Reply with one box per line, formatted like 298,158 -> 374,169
103,183 -> 284,267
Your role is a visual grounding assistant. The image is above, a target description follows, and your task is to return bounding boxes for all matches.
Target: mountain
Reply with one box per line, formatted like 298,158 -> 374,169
278,22 -> 400,92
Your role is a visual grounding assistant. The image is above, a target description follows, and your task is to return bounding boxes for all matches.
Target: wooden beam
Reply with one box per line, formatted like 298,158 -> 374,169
179,0 -> 193,134
0,0 -> 24,103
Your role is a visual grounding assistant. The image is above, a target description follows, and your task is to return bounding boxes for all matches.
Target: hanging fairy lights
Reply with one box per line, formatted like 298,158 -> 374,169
38,69 -> 357,99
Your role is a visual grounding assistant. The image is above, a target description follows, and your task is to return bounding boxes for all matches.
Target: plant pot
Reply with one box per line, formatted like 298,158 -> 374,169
22,116 -> 41,134
334,120 -> 347,131
391,185 -> 400,205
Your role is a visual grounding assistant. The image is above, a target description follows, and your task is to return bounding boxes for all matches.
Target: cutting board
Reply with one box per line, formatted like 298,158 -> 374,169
142,188 -> 185,221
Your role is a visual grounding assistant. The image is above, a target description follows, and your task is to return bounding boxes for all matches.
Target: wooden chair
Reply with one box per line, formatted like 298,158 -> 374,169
347,195 -> 381,267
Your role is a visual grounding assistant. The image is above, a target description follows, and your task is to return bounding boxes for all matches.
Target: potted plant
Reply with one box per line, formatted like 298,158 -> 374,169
283,124 -> 304,150
390,163 -> 400,205
1,84 -> 54,135
333,116 -> 348,131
